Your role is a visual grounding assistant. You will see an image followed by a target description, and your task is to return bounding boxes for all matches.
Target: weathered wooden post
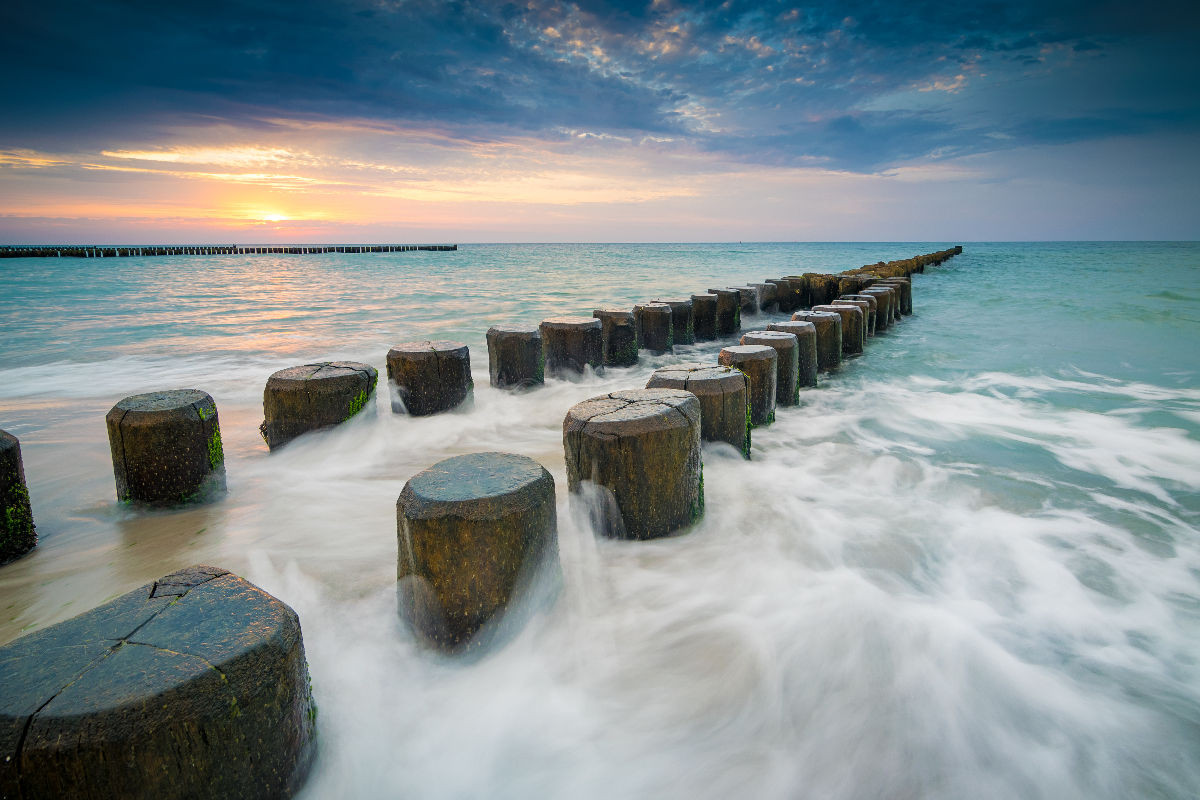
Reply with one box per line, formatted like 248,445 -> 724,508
766,321 -> 818,389
260,361 -> 378,450
877,277 -> 913,315
592,309 -> 639,367
765,280 -> 794,312
707,288 -> 741,336
486,326 -> 545,388
387,341 -> 473,415
691,293 -> 718,341
838,274 -> 873,297
791,311 -> 842,371
840,294 -> 878,335
397,452 -> 558,651
860,286 -> 895,328
803,273 -> 840,307
540,317 -> 603,376
741,330 -> 800,407
750,283 -> 777,312
654,298 -> 695,345
105,390 -> 226,505
719,345 -> 777,426
633,302 -> 674,354
834,297 -> 873,337
812,304 -> 864,355
564,389 -> 703,539
646,364 -> 750,458
0,565 -> 317,799
729,286 -> 760,317
0,430 -> 36,563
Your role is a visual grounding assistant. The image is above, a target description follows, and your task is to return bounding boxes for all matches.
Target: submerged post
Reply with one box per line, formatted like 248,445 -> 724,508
260,362 -> 378,450
486,327 -> 544,389
386,341 -> 473,415
105,389 -> 226,505
646,364 -> 750,458
0,430 -> 36,564
397,452 -> 558,651
0,565 -> 318,799
564,389 -> 703,539
718,345 -> 777,427
592,309 -> 639,367
540,317 -> 603,377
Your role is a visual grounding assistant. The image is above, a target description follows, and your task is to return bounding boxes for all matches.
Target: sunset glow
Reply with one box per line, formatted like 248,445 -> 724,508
1,2 -> 1196,242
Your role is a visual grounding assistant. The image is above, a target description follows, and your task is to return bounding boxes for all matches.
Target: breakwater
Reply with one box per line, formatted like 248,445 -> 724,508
0,243 -> 457,258
4,241 -> 1193,800
0,245 -> 958,795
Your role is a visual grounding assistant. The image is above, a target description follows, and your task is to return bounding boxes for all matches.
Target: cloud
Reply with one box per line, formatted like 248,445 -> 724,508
1,0 -> 1197,176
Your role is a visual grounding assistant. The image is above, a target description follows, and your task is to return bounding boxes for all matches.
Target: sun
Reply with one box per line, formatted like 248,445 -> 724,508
260,213 -> 289,222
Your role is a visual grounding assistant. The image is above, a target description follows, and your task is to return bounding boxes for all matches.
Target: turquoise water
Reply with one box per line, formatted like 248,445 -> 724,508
1,242 -> 1199,798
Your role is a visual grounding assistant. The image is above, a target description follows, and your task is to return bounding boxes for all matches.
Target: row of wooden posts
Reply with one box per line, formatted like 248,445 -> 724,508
0,247 -> 960,800
0,243 -> 458,258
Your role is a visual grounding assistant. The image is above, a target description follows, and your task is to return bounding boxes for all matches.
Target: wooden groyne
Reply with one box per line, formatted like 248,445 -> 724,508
0,244 -> 458,258
0,245 -> 964,795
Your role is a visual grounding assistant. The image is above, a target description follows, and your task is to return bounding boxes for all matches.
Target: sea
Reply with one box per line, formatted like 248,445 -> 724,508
1,241 -> 1198,799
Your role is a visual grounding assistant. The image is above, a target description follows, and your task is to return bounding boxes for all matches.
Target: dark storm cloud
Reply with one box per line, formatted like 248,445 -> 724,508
2,0 -> 1197,171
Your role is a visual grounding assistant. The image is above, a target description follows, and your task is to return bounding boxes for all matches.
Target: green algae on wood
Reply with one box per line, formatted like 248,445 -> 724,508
719,345 -> 777,428
0,430 -> 36,564
262,361 -> 378,449
105,389 -> 227,506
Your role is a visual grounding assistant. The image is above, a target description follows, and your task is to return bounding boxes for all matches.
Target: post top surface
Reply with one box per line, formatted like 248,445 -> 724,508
111,389 -> 212,413
403,452 -> 550,506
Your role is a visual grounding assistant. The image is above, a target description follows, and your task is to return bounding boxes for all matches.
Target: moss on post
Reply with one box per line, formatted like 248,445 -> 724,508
261,361 -> 378,449
718,345 -> 777,427
106,389 -> 227,505
592,309 -> 639,367
0,430 -> 35,564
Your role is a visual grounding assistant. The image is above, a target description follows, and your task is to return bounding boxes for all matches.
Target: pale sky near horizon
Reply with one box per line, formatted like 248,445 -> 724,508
1,0 -> 1197,243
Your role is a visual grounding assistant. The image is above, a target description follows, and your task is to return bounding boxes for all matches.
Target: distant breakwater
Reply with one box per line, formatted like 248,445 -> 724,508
0,244 -> 458,258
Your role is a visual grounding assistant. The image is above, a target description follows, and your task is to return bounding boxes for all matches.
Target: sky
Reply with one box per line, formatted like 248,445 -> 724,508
1,0 -> 1197,242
